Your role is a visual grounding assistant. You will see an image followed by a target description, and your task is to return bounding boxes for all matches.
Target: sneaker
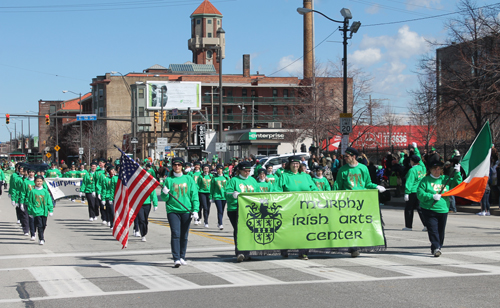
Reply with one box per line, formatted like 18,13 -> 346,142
107,222 -> 111,227
102,220 -> 107,225
219,224 -> 224,230
39,240 -> 45,245
433,248 -> 442,257
71,199 -> 75,202
17,220 -> 20,224
204,224 -> 209,228
30,236 -> 35,241
422,227 -> 428,231
24,233 -> 29,236
237,254 -> 245,263
476,211 -> 485,216
174,260 -> 181,268
194,219 -> 200,225
299,254 -> 309,260
351,250 -> 360,258
402,227 -> 412,231
134,231 -> 141,237
141,237 -> 146,242
180,258 -> 188,265
485,211 -> 491,216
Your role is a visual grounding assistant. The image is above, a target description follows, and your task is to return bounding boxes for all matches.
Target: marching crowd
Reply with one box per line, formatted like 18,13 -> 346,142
4,140 -> 490,266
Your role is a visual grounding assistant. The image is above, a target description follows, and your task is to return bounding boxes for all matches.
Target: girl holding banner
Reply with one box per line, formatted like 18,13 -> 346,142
275,156 -> 318,260
225,161 -> 258,262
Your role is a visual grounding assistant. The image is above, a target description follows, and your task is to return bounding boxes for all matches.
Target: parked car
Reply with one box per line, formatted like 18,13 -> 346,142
250,152 -> 310,176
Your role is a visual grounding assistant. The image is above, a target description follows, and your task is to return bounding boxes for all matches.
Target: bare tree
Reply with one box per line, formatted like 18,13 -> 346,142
428,0 -> 500,136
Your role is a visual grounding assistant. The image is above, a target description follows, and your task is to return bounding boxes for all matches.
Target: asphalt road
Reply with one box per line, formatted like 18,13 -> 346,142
1,190 -> 500,308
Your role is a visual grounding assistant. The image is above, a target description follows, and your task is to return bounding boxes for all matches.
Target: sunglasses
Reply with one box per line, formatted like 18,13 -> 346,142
172,163 -> 183,166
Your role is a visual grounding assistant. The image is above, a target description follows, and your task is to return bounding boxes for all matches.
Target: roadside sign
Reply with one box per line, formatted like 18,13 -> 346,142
54,145 -> 61,151
79,150 -> 84,155
76,114 -> 97,121
339,113 -> 352,134
131,137 -> 139,144
46,153 -> 52,158
216,142 -> 227,152
157,137 -> 168,146
79,147 -> 84,151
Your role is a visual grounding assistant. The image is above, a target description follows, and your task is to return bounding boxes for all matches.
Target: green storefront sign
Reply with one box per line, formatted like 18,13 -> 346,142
237,190 -> 385,251
242,132 -> 285,141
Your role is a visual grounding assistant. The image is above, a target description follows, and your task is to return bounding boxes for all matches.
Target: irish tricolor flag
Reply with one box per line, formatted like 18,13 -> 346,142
443,121 -> 492,202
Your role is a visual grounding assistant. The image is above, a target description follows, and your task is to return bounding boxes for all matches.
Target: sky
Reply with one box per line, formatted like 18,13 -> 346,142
0,0 -> 498,144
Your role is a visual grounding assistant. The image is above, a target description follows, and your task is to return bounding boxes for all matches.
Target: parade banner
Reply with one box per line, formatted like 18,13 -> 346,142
45,178 -> 82,200
237,190 -> 385,251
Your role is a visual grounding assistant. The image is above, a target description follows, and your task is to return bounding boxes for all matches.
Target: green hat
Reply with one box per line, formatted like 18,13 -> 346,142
377,165 -> 383,170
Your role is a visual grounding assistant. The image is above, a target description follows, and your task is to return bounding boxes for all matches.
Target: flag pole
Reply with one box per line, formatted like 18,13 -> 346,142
167,192 -> 194,215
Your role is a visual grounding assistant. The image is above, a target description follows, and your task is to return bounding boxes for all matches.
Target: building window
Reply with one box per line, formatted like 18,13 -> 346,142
283,89 -> 289,98
227,89 -> 233,97
223,89 -> 226,96
284,106 -> 289,115
207,19 -> 212,24
99,107 -> 104,117
226,108 -> 232,114
197,19 -> 201,24
208,33 -> 212,38
98,89 -> 103,99
272,89 -> 278,97
251,90 -> 257,97
273,106 -> 278,115
217,20 -> 220,25
139,107 -> 145,117
207,50 -> 213,59
50,105 -> 56,114
242,89 -> 247,97
214,106 -> 218,114
138,88 -> 144,99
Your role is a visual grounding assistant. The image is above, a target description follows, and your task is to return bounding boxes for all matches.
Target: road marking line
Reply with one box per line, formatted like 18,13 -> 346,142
28,266 -> 103,297
109,264 -> 198,290
149,218 -> 235,245
396,253 -> 500,274
270,259 -> 372,281
343,256 -> 454,277
190,261 -> 281,285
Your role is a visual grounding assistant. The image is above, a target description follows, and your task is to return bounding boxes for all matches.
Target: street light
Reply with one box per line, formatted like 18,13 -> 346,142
26,110 -> 37,152
63,90 -> 83,162
297,7 -> 361,153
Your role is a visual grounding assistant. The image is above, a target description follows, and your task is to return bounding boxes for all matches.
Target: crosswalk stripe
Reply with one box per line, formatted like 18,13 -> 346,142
28,266 -> 104,297
109,264 -> 198,290
342,256 -> 455,277
395,253 -> 500,274
190,261 -> 281,285
458,251 -> 500,262
270,259 -> 373,281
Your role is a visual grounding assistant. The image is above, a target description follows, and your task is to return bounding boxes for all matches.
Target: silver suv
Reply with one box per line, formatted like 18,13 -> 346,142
250,152 -> 310,176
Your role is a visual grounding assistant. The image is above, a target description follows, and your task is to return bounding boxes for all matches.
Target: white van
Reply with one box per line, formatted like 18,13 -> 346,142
250,152 -> 310,176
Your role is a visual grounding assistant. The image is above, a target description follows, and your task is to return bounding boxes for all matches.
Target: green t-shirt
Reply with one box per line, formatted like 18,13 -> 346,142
333,163 -> 378,191
225,176 -> 258,212
210,174 -> 230,200
161,174 -> 200,214
276,170 -> 318,192
417,172 -> 462,213
254,179 -> 275,193
312,176 -> 331,191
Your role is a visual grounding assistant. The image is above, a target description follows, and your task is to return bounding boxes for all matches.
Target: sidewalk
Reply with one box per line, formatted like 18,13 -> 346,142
384,195 -> 500,216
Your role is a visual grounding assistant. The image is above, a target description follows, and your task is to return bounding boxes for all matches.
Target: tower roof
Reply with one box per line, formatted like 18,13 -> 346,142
191,0 -> 222,17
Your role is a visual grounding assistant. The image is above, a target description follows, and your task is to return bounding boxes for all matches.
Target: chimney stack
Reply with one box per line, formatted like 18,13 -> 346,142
303,0 -> 313,80
243,54 -> 250,77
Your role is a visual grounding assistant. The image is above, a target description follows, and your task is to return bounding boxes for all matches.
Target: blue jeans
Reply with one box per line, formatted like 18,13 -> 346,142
199,193 -> 211,224
421,208 -> 448,252
214,200 -> 226,226
167,212 -> 191,261
482,190 -> 491,212
448,195 -> 457,212
227,210 -> 248,257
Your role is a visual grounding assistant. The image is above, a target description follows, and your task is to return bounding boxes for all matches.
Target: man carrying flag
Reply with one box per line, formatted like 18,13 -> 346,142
112,148 -> 159,248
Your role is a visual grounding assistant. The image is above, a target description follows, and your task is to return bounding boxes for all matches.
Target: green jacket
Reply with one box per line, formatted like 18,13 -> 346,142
0,169 -> 5,182
26,187 -> 53,217
210,174 -> 230,200
143,190 -> 159,207
20,177 -> 36,205
333,163 -> 378,191
312,176 -> 331,191
417,172 -> 462,213
197,173 -> 212,194
161,174 -> 200,214
102,175 -> 118,201
63,170 -> 79,178
276,170 -> 319,192
266,174 -> 278,186
254,179 -> 275,193
188,170 -> 202,186
46,168 -> 62,178
77,169 -> 89,179
8,172 -> 19,200
225,176 -> 258,212
94,168 -> 106,196
81,171 -> 97,194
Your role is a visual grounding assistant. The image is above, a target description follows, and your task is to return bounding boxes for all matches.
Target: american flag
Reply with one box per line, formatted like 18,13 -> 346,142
113,148 -> 159,248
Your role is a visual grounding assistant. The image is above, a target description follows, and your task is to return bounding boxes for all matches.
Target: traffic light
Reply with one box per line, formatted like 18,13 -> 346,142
5,114 -> 9,124
154,112 -> 159,123
162,110 -> 167,122
45,114 -> 50,125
